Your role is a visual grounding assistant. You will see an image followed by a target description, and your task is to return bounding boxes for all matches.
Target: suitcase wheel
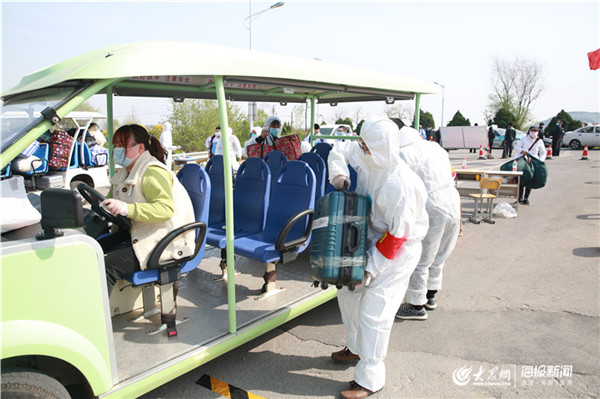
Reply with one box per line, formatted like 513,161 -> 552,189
348,283 -> 356,291
312,281 -> 320,288
320,282 -> 329,290
335,284 -> 343,290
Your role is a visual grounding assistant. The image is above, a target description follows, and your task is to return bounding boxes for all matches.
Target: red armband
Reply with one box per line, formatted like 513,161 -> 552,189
376,230 -> 407,260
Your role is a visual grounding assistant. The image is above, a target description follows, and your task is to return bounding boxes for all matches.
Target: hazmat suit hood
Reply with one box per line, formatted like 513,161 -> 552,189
398,126 -> 422,149
263,115 -> 282,130
163,122 -> 172,133
360,119 -> 401,169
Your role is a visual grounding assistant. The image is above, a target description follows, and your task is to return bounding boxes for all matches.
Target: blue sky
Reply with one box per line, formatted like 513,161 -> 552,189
2,1 -> 599,126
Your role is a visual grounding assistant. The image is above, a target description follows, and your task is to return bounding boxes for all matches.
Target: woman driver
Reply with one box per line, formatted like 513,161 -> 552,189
100,124 -> 195,302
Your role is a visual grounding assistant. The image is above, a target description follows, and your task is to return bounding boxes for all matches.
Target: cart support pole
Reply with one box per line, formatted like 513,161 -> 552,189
413,93 -> 421,130
214,75 -> 237,334
106,85 -> 115,178
310,97 -> 316,146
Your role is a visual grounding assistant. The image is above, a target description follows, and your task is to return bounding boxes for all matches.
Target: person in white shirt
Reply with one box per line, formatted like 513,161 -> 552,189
215,127 -> 243,173
206,127 -> 221,159
513,126 -> 546,205
243,115 -> 282,151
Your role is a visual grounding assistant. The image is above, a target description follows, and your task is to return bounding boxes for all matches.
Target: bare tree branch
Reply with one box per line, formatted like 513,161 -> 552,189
489,55 -> 544,129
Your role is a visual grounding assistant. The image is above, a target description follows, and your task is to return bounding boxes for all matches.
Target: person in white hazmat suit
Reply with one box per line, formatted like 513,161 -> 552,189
215,127 -> 243,174
328,118 -> 429,399
159,122 -> 179,171
389,119 -> 461,321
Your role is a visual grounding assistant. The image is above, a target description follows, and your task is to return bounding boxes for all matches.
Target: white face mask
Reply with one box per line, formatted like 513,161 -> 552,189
529,130 -> 538,138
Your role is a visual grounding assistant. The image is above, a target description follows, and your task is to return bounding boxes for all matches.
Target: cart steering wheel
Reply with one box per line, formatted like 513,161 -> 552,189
77,183 -> 132,231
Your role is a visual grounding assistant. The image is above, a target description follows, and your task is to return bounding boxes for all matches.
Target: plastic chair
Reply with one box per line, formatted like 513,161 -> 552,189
206,157 -> 271,248
125,164 -> 210,336
205,155 -> 226,228
233,161 -> 315,296
298,152 -> 326,204
1,163 -> 11,179
264,151 -> 288,198
469,177 -> 502,224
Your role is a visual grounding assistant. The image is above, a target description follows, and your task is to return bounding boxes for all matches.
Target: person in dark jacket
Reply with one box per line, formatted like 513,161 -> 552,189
551,120 -> 564,156
537,123 -> 545,140
502,123 -> 516,158
487,126 -> 495,158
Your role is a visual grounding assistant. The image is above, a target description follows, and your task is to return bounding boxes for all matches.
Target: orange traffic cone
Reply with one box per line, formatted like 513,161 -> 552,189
546,145 -> 552,160
478,145 -> 486,159
581,145 -> 589,160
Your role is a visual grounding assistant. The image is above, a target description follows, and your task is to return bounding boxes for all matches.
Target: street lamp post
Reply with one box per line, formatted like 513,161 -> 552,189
434,81 -> 445,128
244,2 -> 285,130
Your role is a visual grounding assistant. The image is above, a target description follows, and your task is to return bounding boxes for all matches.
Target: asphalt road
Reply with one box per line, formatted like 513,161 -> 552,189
142,148 -> 599,399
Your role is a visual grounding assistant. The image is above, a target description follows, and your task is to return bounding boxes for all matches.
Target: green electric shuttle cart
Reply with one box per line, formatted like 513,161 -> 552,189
1,41 -> 437,398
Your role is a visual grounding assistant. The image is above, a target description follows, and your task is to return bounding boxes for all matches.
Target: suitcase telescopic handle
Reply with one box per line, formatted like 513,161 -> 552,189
345,222 -> 361,254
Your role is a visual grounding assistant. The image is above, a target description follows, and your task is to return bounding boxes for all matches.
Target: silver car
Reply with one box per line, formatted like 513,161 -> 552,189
562,125 -> 600,149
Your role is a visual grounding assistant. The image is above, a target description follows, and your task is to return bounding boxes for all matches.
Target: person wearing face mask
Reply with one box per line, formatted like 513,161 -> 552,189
206,127 -> 221,159
100,124 -> 195,305
513,126 -> 546,205
243,115 -> 282,151
327,119 -> 429,399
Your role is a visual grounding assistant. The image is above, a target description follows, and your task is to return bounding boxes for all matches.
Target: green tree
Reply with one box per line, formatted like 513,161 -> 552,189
335,117 -> 354,130
447,110 -> 471,126
547,110 -> 583,133
355,119 -> 365,134
282,122 -> 293,135
412,110 -> 435,129
492,106 -> 517,128
167,99 -> 248,152
74,101 -> 99,112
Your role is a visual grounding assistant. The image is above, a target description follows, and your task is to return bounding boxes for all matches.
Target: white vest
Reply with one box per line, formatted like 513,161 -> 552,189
110,151 -> 195,270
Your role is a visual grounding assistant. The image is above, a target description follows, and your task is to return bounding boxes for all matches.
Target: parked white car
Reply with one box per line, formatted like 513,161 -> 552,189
562,125 -> 600,149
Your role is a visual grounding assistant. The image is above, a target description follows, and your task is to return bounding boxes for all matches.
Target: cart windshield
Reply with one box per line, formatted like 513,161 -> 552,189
1,86 -> 82,150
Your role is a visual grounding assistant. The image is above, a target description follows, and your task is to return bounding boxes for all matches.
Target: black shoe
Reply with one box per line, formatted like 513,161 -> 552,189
519,199 -> 530,205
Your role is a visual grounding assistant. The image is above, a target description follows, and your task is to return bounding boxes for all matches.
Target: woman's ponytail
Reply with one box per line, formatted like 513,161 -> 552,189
148,135 -> 168,165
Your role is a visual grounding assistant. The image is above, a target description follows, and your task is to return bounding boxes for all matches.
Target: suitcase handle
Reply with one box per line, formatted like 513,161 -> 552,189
345,222 -> 361,254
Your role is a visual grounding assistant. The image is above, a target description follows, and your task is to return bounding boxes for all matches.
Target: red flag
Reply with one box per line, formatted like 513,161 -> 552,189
588,48 -> 600,70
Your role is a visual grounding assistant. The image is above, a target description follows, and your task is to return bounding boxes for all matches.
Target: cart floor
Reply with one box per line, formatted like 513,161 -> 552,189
110,247 -> 323,380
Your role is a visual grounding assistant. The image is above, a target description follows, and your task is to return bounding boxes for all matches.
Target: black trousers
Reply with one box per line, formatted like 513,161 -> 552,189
552,137 -> 562,156
519,185 -> 532,201
99,230 -> 140,293
502,141 -> 513,158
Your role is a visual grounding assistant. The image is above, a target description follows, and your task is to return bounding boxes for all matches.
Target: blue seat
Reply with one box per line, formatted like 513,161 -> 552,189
124,164 -> 210,336
205,155 -> 226,228
15,143 -> 49,176
78,142 -> 108,168
127,163 -> 211,286
206,157 -> 271,249
264,151 -> 287,198
1,163 -> 11,178
298,152 -> 326,203
311,143 -> 335,193
233,161 -> 315,267
311,142 -> 357,193
348,164 -> 358,192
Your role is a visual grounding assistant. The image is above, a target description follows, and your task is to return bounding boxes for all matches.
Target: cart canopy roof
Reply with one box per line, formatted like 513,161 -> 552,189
2,41 -> 438,104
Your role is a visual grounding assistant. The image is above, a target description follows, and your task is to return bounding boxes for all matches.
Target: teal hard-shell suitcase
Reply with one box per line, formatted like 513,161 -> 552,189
310,191 -> 370,290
